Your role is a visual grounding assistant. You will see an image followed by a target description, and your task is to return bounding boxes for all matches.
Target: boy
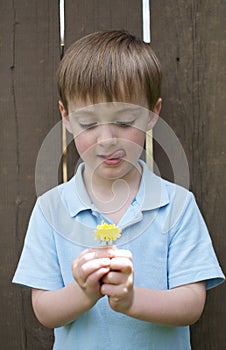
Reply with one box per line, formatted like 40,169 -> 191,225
13,30 -> 224,349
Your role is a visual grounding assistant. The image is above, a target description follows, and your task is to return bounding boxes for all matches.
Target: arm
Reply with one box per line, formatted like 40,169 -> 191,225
101,250 -> 206,326
32,247 -> 115,328
32,282 -> 94,328
125,282 -> 206,326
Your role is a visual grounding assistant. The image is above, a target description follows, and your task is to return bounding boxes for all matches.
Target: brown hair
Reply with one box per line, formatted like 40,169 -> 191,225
57,30 -> 162,112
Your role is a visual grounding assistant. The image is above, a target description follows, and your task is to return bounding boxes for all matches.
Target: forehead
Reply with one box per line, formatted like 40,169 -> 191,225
68,101 -> 150,119
67,95 -> 150,113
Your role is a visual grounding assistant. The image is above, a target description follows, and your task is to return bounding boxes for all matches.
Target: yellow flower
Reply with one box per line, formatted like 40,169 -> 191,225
94,221 -> 122,244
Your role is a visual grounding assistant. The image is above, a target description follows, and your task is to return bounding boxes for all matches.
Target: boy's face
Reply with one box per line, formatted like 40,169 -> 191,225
60,97 -> 160,182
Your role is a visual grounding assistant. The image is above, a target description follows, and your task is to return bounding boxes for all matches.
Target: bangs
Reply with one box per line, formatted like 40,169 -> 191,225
57,31 -> 161,111
66,50 -> 146,105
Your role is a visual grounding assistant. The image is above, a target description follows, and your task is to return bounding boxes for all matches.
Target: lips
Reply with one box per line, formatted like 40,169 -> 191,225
100,150 -> 125,165
103,150 -> 125,160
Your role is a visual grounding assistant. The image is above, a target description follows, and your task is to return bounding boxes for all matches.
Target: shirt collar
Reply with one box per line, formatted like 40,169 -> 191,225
60,163 -> 93,217
137,160 -> 169,211
61,160 -> 169,218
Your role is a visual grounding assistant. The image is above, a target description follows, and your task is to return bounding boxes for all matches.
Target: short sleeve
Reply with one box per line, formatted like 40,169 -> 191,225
12,198 -> 64,290
168,192 -> 225,290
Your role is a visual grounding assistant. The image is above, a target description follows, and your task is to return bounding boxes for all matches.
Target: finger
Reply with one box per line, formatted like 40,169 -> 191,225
110,257 -> 133,273
73,258 -> 111,287
102,271 -> 123,285
86,266 -> 111,288
72,251 -> 97,271
101,282 -> 128,298
72,246 -> 116,271
73,246 -> 115,263
72,251 -> 97,281
112,249 -> 132,260
92,246 -> 116,259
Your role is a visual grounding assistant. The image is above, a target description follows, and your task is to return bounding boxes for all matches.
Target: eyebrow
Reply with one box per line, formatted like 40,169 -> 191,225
114,107 -> 144,114
70,105 -> 147,117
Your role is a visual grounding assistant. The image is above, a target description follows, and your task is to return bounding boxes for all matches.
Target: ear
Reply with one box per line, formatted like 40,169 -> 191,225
153,98 -> 162,115
59,101 -> 73,133
147,98 -> 162,130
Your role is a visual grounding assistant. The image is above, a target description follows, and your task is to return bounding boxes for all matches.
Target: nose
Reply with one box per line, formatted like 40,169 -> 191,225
97,123 -> 117,146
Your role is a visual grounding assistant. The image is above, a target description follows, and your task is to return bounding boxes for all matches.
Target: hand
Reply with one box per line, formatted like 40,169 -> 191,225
101,249 -> 134,313
72,247 -> 115,305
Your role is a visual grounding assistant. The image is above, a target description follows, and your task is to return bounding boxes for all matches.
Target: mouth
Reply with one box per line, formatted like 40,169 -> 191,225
99,150 -> 125,165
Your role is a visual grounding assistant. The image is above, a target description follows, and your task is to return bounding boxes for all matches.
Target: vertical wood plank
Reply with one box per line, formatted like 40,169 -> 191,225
65,0 -> 143,46
150,1 -> 226,349
63,0 -> 143,179
0,1 -> 60,348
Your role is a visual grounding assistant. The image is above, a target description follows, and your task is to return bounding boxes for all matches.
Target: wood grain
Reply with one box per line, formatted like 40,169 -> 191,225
0,1 -> 60,348
151,1 -> 226,348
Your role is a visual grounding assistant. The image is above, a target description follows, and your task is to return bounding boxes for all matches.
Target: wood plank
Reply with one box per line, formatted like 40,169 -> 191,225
65,0 -> 142,46
0,1 -> 60,348
63,0 -> 143,180
150,1 -> 226,348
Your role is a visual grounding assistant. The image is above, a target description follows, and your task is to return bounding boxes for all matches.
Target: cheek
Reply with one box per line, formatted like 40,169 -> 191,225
125,129 -> 146,148
122,130 -> 146,158
74,134 -> 94,158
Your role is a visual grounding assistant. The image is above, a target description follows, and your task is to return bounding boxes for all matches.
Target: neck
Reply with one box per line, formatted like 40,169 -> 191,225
83,162 -> 142,223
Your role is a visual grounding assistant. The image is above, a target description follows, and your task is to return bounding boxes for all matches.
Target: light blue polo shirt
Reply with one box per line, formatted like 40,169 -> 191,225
13,161 -> 225,350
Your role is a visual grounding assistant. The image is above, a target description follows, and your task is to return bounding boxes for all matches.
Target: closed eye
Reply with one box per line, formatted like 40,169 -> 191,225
116,120 -> 135,127
79,122 -> 97,129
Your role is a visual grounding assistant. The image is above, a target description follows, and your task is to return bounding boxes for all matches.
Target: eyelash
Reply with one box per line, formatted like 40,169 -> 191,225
116,121 -> 134,127
79,121 -> 135,129
79,122 -> 97,129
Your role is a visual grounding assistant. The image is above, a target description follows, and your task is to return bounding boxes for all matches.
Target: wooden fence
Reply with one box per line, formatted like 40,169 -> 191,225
0,1 -> 225,349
